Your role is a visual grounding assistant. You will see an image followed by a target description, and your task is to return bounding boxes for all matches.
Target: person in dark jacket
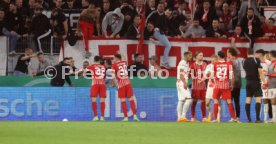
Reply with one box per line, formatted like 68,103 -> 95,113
125,14 -> 141,39
31,4 -> 51,52
206,19 -> 226,38
240,8 -> 263,49
128,53 -> 148,77
194,0 -> 218,30
34,57 -> 73,87
146,2 -> 171,69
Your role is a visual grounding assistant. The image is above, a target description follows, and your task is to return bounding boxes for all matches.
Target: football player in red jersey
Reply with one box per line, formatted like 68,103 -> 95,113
190,51 -> 208,122
112,54 -> 139,121
213,51 -> 237,123
77,56 -> 107,121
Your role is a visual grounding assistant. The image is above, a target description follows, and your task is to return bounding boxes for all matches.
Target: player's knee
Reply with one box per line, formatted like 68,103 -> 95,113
120,98 -> 126,102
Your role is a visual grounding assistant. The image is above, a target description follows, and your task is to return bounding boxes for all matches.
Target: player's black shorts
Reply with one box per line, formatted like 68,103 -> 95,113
246,80 -> 262,97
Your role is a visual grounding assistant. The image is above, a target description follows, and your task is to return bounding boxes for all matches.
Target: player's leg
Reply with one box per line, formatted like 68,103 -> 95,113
213,98 -> 219,123
91,86 -> 99,121
177,100 -> 184,121
224,90 -> 237,122
263,99 -> 269,122
118,87 -> 128,121
206,98 -> 212,121
126,85 -> 139,121
181,98 -> 192,121
191,90 -> 198,122
245,83 -> 253,122
231,88 -> 241,120
270,89 -> 276,123
99,85 -> 107,121
176,83 -> 186,121
254,83 -> 263,123
201,90 -> 207,122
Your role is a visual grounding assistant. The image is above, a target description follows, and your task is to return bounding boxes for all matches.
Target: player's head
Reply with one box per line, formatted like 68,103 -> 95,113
114,54 -> 122,62
149,56 -> 158,65
83,60 -> 89,69
217,51 -> 225,59
269,50 -> 276,60
94,56 -> 101,63
195,51 -> 203,61
211,54 -> 218,63
134,53 -> 143,63
268,18 -> 275,27
184,51 -> 192,61
255,49 -> 265,59
104,59 -> 112,67
264,51 -> 270,60
227,48 -> 238,58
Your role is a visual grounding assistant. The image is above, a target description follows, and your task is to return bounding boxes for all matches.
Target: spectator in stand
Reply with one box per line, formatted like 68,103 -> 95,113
219,3 -> 232,34
26,0 -> 36,17
100,0 -> 111,25
62,0 -> 78,9
119,11 -> 133,37
125,14 -> 141,39
144,21 -> 154,40
54,0 -> 63,9
81,0 -> 90,9
36,52 -> 50,73
194,0 -> 218,30
0,7 -> 5,36
268,0 -> 276,5
214,0 -> 223,17
134,0 -> 144,15
31,4 -> 51,52
146,0 -> 156,17
230,25 -> 245,48
149,55 -> 162,77
75,60 -> 90,77
2,2 -> 21,55
36,0 -> 50,10
120,0 -> 134,16
77,2 -> 99,57
102,8 -> 124,38
165,8 -> 178,37
176,21 -> 188,38
16,0 -> 28,16
50,8 -> 68,39
262,18 -> 276,40
14,48 -> 36,76
259,15 -> 266,29
69,57 -> 78,73
104,59 -> 113,87
206,19 -> 226,38
173,0 -> 188,26
238,0 -> 260,22
240,8 -> 263,49
184,19 -> 206,38
147,2 -> 172,69
230,0 -> 239,31
128,53 -> 148,77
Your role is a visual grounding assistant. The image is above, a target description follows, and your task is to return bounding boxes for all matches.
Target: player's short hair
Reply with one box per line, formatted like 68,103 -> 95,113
211,54 -> 218,59
184,51 -> 192,56
247,48 -> 254,55
114,54 -> 122,60
255,49 -> 266,55
218,51 -> 225,58
228,48 -> 238,56
63,57 -> 71,61
94,56 -> 101,62
195,51 -> 202,57
270,50 -> 276,58
37,52 -> 44,56
268,18 -> 275,22
134,53 -> 140,59
105,59 -> 112,66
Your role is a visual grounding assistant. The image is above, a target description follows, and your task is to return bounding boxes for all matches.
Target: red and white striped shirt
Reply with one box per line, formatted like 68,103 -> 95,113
86,64 -> 106,85
214,61 -> 233,89
112,61 -> 131,88
190,61 -> 207,90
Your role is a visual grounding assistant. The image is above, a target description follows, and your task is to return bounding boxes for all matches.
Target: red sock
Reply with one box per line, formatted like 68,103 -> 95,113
100,102 -> 105,117
191,100 -> 197,118
130,100 -> 137,115
92,102 -> 97,117
214,103 -> 218,120
228,103 -> 236,119
201,101 -> 206,118
121,101 -> 128,117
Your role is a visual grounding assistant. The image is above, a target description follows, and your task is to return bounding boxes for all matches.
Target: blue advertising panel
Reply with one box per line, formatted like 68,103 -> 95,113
0,87 -> 258,122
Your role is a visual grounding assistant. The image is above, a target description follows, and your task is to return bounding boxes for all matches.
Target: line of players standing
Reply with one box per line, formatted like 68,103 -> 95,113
176,48 -> 276,123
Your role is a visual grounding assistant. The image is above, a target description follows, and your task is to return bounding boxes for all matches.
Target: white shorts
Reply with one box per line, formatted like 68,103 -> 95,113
268,88 -> 276,99
176,81 -> 191,101
206,86 -> 214,99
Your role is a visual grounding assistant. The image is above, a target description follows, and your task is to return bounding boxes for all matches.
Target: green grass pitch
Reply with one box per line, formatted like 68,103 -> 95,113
0,122 -> 275,144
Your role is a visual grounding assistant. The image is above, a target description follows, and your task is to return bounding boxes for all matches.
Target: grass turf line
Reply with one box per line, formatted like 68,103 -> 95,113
0,122 -> 275,144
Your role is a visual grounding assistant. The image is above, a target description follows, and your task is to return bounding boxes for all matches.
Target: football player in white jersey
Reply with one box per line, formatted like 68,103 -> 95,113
204,55 -> 218,122
255,49 -> 272,123
176,51 -> 193,122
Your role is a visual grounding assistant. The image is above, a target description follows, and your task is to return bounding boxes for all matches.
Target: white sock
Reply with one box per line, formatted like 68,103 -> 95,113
273,105 -> 276,122
182,99 -> 192,118
177,101 -> 184,119
264,104 -> 269,121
